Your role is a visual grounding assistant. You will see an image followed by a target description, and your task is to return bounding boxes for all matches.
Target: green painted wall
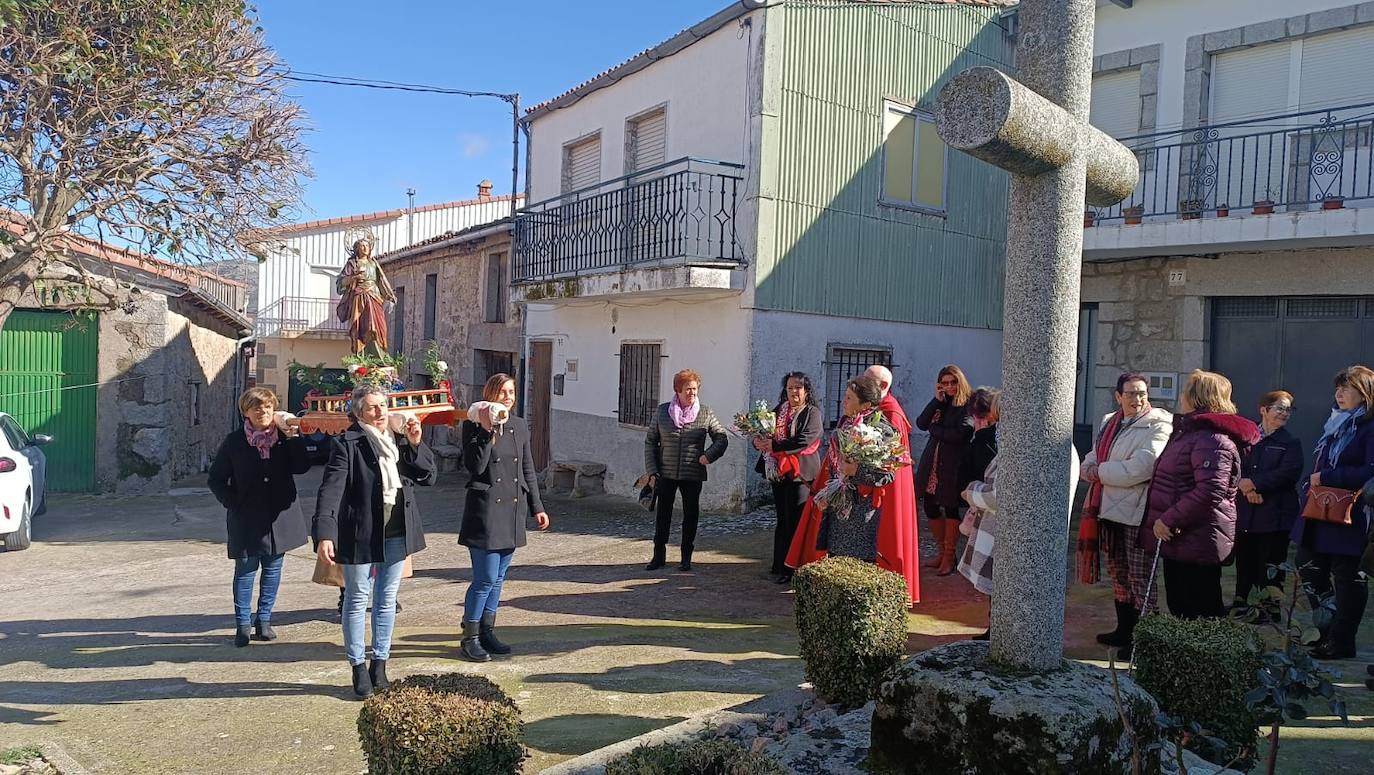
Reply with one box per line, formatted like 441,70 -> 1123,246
754,1 -> 1013,329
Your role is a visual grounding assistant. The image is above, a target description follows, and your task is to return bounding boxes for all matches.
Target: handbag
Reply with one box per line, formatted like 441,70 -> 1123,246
634,473 -> 658,512
1301,485 -> 1360,525
311,551 -> 413,586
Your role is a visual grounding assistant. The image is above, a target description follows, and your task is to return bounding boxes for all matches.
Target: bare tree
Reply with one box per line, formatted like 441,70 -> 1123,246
0,0 -> 308,328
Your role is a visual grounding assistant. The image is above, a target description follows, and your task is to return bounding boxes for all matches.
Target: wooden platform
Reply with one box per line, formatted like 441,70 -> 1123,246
296,388 -> 466,435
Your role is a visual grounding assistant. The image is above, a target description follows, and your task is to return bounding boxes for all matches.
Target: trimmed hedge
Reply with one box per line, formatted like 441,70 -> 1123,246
793,556 -> 909,708
604,739 -> 787,775
1133,614 -> 1264,770
357,672 -> 526,775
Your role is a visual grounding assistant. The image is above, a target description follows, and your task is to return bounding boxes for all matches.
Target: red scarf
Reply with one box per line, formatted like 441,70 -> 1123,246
1077,411 -> 1124,584
771,403 -> 822,480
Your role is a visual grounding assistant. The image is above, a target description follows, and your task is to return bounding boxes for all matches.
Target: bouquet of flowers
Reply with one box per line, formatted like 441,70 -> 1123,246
732,400 -> 781,479
813,412 -> 912,510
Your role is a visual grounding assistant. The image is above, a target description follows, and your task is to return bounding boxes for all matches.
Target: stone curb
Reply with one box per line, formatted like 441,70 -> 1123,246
537,686 -> 812,775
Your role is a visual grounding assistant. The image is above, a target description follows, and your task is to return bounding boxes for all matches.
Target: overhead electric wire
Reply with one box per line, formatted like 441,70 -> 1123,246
276,68 -> 516,102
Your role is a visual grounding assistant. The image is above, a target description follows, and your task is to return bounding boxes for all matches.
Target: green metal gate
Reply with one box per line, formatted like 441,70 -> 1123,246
0,310 -> 98,491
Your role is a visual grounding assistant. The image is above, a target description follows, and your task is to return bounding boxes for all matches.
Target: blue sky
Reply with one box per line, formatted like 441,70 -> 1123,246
257,0 -> 730,222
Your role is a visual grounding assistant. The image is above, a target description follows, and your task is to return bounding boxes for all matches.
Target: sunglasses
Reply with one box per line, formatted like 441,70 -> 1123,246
938,379 -> 959,386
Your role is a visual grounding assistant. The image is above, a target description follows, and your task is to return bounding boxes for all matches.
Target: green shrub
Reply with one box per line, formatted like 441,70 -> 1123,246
1133,614 -> 1264,770
793,555 -> 909,708
605,738 -> 787,775
356,672 -> 526,775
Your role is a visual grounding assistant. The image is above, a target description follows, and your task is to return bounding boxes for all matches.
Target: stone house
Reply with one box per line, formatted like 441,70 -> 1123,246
1075,0 -> 1374,455
0,232 -> 251,493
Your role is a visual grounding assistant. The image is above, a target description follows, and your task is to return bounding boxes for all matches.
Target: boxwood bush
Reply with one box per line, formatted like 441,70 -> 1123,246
1133,614 -> 1264,770
604,738 -> 787,775
793,556 -> 909,708
357,672 -> 526,775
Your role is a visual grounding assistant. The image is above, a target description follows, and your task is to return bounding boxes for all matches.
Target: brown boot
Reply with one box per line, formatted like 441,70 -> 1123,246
936,521 -> 958,576
923,519 -> 945,568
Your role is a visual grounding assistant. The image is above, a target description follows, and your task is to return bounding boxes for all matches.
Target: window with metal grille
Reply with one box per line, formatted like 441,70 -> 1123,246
1213,297 -> 1278,318
880,101 -> 947,214
825,345 -> 893,427
484,251 -> 508,323
562,133 -> 601,193
392,286 -> 406,354
618,343 -> 662,428
1285,297 -> 1360,319
625,107 -> 667,174
423,274 -> 438,339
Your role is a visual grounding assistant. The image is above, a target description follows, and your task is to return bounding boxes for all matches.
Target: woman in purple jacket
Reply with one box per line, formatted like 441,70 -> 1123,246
1291,365 -> 1374,660
1140,370 -> 1260,620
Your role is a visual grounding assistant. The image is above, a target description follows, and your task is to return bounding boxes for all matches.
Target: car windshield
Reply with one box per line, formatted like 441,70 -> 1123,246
0,416 -> 30,450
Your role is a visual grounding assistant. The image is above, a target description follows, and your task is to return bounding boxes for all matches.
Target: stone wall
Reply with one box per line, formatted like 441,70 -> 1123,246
162,300 -> 241,482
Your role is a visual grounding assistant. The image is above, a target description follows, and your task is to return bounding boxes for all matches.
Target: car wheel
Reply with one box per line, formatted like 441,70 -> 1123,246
2,496 -> 32,552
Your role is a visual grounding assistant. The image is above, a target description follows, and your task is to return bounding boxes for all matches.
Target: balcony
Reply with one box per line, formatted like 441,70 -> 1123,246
513,157 -> 746,303
255,296 -> 350,339
1084,103 -> 1374,260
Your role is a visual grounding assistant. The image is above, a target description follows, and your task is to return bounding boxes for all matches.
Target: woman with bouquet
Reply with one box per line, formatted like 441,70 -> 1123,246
751,372 -> 823,584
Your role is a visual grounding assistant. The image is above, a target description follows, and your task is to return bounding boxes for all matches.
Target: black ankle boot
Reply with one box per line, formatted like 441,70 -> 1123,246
253,619 -> 277,642
352,663 -> 374,699
679,550 -> 693,572
460,620 -> 491,663
1096,601 -> 1134,647
479,612 -> 512,655
645,553 -> 666,571
369,658 -> 390,691
234,624 -> 251,648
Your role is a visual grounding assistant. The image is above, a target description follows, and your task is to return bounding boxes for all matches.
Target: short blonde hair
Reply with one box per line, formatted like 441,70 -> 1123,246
1182,370 -> 1236,414
969,387 -> 1001,423
238,387 -> 278,416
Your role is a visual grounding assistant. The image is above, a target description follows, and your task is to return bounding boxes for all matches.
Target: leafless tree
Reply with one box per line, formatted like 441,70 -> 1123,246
0,0 -> 309,328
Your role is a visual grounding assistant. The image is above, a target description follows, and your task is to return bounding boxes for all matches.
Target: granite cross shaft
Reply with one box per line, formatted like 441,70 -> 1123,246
935,0 -> 1139,672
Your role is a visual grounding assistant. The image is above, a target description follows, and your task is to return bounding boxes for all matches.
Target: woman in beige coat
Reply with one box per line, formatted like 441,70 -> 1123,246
1080,372 -> 1173,660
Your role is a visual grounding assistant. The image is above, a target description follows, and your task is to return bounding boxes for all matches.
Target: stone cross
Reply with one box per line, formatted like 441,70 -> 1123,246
935,0 -> 1139,672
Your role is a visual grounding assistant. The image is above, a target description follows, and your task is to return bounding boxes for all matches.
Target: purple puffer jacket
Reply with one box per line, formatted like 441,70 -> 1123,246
1139,412 -> 1261,565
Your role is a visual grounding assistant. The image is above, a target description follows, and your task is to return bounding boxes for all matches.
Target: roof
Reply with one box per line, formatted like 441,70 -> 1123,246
524,0 -> 1017,120
376,218 -> 514,266
248,194 -> 522,239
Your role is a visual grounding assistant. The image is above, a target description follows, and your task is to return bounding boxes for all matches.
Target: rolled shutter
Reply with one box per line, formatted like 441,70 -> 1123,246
629,110 -> 667,173
564,137 -> 601,193
1090,70 -> 1142,140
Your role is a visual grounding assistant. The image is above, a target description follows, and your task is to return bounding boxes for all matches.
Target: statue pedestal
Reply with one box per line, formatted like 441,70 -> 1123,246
297,387 -> 462,435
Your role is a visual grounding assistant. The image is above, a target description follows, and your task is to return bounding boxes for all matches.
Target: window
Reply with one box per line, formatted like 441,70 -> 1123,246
881,102 -> 947,213
392,286 -> 406,354
484,251 -> 508,323
1090,69 -> 1142,140
423,274 -> 438,340
625,107 -> 667,174
562,133 -> 602,193
189,381 -> 202,426
0,416 -> 29,450
825,345 -> 893,427
618,343 -> 662,428
473,349 -> 516,391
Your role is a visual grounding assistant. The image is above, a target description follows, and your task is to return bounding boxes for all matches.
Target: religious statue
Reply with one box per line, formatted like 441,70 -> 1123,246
335,237 -> 396,355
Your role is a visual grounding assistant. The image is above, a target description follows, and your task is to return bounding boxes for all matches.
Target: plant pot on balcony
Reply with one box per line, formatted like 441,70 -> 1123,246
1180,199 -> 1204,221
1322,195 -> 1345,210
1123,206 -> 1145,225
1215,204 -> 1229,218
1253,200 -> 1275,216
1084,211 -> 1096,228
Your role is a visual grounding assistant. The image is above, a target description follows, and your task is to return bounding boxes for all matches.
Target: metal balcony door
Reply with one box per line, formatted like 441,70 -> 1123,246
0,310 -> 98,491
1212,296 -> 1374,456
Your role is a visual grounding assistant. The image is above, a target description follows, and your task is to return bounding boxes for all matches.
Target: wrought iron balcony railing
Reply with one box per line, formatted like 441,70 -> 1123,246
255,296 -> 350,338
514,157 -> 744,283
1090,102 -> 1374,222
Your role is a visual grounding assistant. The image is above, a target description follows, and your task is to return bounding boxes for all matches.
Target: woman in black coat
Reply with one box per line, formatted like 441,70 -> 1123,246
314,385 -> 435,698
1234,390 -> 1303,613
459,373 -> 551,663
208,387 -> 311,648
915,364 -> 975,576
752,372 -> 823,584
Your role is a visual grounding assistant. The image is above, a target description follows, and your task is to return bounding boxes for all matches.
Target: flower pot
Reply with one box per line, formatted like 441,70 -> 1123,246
1181,212 -> 1201,221
1123,207 -> 1144,226
1322,196 -> 1345,210
1253,201 -> 1275,215
1216,206 -> 1229,218
1084,212 -> 1095,228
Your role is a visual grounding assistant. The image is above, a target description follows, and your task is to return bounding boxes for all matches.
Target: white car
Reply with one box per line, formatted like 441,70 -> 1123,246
0,412 -> 50,552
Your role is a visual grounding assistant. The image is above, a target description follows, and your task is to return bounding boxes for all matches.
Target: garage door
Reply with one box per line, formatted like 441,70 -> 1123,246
0,310 -> 99,491
1211,296 -> 1374,456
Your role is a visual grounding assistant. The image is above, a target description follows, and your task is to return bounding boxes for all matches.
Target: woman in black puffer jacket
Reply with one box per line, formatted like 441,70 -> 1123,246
644,368 -> 728,572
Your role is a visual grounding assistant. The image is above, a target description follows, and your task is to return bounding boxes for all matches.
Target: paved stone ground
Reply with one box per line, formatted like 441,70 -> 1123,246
1,468 -> 1369,774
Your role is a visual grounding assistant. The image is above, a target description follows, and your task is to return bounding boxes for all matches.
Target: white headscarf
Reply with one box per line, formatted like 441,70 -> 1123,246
361,423 -> 401,506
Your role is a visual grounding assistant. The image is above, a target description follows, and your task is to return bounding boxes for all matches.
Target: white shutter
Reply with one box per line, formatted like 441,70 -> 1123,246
629,110 -> 667,173
1210,41 -> 1292,124
1089,70 -> 1142,140
564,136 -> 601,193
1299,26 -> 1374,111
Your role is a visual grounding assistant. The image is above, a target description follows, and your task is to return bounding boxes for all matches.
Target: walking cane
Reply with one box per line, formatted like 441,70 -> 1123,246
1128,541 -> 1165,671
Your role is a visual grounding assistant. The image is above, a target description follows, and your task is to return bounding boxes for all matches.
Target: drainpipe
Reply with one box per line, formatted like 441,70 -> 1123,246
230,333 -> 256,429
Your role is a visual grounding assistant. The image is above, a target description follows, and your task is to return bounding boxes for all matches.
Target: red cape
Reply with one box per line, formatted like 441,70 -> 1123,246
785,394 -> 921,605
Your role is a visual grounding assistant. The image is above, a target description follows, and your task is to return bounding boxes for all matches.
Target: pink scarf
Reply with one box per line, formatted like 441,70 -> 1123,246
669,396 -> 700,429
244,420 -> 278,460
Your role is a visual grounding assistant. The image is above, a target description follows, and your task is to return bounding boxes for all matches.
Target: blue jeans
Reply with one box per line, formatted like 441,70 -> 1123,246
464,547 -> 515,622
342,536 -> 408,666
233,553 -> 284,627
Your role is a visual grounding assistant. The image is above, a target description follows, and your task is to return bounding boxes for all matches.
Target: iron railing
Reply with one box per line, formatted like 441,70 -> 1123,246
1091,102 -> 1374,222
514,157 -> 744,282
255,296 -> 350,338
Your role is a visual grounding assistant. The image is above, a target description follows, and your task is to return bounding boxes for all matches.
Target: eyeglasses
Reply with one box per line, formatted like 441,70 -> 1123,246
1120,390 -> 1148,399
938,379 -> 959,386
1266,405 -> 1293,414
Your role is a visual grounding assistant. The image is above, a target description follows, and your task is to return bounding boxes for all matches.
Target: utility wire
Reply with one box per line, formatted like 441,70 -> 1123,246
277,69 -> 516,102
